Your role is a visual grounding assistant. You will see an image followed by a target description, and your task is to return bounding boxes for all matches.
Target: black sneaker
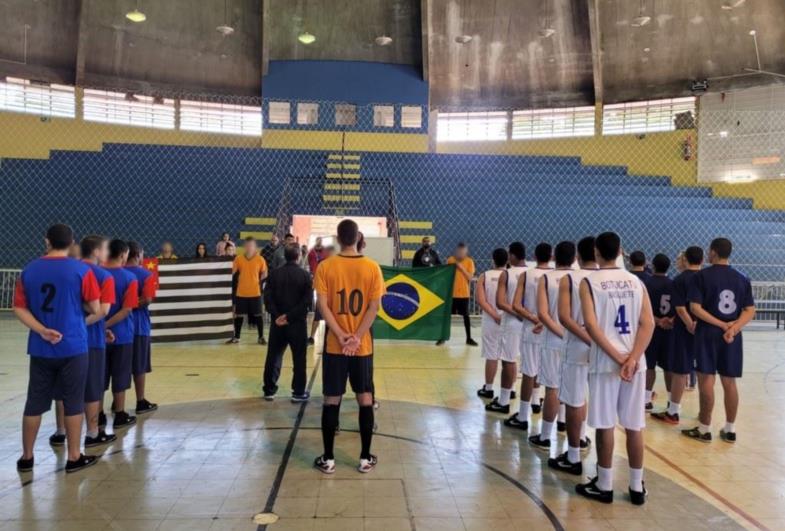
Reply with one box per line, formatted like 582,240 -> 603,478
681,427 -> 712,443
485,398 -> 510,414
84,431 -> 117,448
49,433 -> 66,447
651,411 -> 680,425
98,411 -> 107,429
466,338 -> 478,346
645,402 -> 653,411
16,456 -> 34,472
226,337 -> 239,344
477,387 -> 494,399
576,477 -> 613,504
314,455 -> 335,474
135,399 -> 158,415
65,454 -> 99,474
557,421 -> 566,433
503,413 -> 528,431
258,337 -> 267,345
307,337 -> 315,345
531,399 -> 543,414
528,434 -> 551,451
719,429 -> 736,443
510,390 -> 516,400
113,411 -> 137,430
580,437 -> 592,452
291,392 -> 310,403
436,340 -> 445,346
629,482 -> 647,506
548,452 -> 582,476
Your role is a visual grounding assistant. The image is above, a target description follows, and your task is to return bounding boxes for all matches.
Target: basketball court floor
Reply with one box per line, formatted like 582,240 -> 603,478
0,315 -> 783,530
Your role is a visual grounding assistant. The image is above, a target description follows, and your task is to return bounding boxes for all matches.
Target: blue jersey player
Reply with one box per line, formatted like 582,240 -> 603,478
683,238 -> 755,443
642,254 -> 675,411
13,224 -> 101,474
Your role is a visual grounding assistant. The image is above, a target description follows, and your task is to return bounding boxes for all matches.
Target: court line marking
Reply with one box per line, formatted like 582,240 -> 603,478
644,442 -> 769,531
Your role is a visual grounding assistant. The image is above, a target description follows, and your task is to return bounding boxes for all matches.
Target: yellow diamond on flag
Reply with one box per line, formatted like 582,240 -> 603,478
377,273 -> 445,331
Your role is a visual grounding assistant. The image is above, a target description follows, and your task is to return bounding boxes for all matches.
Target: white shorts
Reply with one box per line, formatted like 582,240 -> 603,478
519,341 -> 541,376
588,371 -> 646,431
538,347 -> 563,389
499,326 -> 522,364
558,362 -> 589,407
481,322 -> 505,361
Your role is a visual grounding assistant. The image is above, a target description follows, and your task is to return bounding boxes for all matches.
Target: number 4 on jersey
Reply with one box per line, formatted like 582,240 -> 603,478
615,305 -> 631,335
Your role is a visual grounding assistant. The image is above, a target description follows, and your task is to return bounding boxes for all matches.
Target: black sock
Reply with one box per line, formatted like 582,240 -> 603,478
233,317 -> 243,338
463,313 -> 471,339
359,405 -> 374,459
321,404 -> 340,460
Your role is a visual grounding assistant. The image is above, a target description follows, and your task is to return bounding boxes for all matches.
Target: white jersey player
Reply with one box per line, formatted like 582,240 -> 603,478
486,242 -> 527,414
504,243 -> 552,430
476,248 -> 509,400
576,232 -> 654,506
549,237 -> 597,476
529,242 -> 576,451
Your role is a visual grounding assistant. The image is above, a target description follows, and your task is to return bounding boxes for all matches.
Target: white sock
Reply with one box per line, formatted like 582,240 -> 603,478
484,383 -> 493,391
568,446 -> 581,464
597,465 -> 613,492
519,400 -> 531,420
540,420 -> 554,441
724,422 -> 735,433
56,428 -> 66,436
87,429 -> 99,439
645,390 -> 653,403
580,420 -> 588,439
698,423 -> 711,434
531,386 -> 541,403
499,388 -> 512,406
667,401 -> 680,416
558,403 -> 566,423
629,467 -> 644,492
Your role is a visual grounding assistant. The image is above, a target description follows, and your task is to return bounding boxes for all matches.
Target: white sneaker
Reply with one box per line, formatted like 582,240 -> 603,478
314,455 -> 335,474
357,454 -> 378,473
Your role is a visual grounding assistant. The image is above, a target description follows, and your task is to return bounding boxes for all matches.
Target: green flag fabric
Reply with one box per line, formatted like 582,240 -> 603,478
372,264 -> 456,341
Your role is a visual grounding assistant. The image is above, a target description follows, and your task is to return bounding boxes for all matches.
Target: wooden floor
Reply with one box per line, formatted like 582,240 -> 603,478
0,315 -> 783,531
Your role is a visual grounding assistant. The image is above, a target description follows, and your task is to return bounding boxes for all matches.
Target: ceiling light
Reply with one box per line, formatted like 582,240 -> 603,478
298,32 -> 316,44
375,35 -> 393,46
749,29 -> 756,36
719,130 -> 729,137
455,35 -> 473,44
126,8 -> 146,22
216,24 -> 234,35
722,0 -> 746,10
538,27 -> 556,38
725,174 -> 756,183
643,47 -> 651,53
631,15 -> 651,27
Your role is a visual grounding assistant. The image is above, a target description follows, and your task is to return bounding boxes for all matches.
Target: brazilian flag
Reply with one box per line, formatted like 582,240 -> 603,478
373,265 -> 456,341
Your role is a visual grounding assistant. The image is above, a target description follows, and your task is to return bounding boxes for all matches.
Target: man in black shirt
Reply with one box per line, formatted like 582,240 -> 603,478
412,236 -> 441,268
262,244 -> 313,402
261,235 -> 280,267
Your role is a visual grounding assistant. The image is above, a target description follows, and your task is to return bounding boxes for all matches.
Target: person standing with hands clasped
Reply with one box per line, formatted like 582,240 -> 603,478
313,219 -> 385,475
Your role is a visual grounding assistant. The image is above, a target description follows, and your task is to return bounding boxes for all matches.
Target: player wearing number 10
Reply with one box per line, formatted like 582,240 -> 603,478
313,219 -> 385,475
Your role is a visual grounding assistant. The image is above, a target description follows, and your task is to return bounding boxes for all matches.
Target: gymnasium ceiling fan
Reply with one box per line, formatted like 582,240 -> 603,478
708,29 -> 785,82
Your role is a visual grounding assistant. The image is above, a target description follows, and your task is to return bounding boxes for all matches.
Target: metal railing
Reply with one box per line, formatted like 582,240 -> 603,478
0,269 -> 20,311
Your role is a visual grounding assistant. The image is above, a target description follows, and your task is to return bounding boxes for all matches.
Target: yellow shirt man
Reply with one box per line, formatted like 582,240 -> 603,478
233,253 -> 268,297
447,255 -> 476,299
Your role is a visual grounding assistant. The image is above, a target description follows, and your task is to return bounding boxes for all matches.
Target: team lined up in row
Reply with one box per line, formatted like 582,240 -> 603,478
13,225 -> 158,473
472,234 -> 755,505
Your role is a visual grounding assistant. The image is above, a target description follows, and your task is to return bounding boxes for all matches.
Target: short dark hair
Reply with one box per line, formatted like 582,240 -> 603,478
508,241 -> 525,261
629,251 -> 646,267
577,236 -> 595,263
457,242 -> 466,249
534,242 -> 552,263
284,233 -> 295,239
710,237 -> 732,259
337,219 -> 359,247
684,245 -> 704,265
492,248 -> 508,267
109,239 -> 129,260
554,241 -> 576,267
245,236 -> 255,243
595,232 -> 621,261
127,241 -> 143,261
46,223 -> 74,250
284,244 -> 300,263
80,235 -> 106,258
652,253 -> 671,274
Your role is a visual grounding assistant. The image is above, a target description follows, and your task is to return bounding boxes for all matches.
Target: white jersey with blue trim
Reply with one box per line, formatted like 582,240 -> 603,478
501,265 -> 527,331
542,268 -> 573,350
585,268 -> 647,374
521,267 -> 551,343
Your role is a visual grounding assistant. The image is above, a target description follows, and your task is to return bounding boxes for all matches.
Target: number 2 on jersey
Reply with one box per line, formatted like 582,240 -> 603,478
614,305 -> 631,335
40,283 -> 56,313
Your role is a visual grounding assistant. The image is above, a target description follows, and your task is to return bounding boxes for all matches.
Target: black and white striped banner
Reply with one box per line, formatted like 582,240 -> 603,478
150,257 -> 234,343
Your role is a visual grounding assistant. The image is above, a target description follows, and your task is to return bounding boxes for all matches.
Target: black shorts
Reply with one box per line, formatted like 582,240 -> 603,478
132,335 -> 152,376
105,343 -> 133,393
451,298 -> 469,316
694,325 -> 743,378
25,354 -> 88,417
235,296 -> 262,316
645,328 -> 673,372
322,353 -> 373,396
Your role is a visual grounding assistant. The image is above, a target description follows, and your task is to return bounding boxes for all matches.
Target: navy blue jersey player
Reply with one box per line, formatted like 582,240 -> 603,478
642,254 -> 675,411
683,238 -> 755,444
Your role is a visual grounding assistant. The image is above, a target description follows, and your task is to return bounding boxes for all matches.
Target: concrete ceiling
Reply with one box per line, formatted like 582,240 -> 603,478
1,0 -> 785,107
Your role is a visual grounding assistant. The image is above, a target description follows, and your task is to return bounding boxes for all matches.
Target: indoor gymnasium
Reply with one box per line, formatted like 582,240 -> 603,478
2,0 -> 785,530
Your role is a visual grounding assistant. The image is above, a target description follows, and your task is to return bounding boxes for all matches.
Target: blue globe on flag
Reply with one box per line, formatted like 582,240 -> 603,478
381,282 -> 420,320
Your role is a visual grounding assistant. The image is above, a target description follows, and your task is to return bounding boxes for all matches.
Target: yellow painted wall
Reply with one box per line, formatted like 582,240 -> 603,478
261,129 -> 428,153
